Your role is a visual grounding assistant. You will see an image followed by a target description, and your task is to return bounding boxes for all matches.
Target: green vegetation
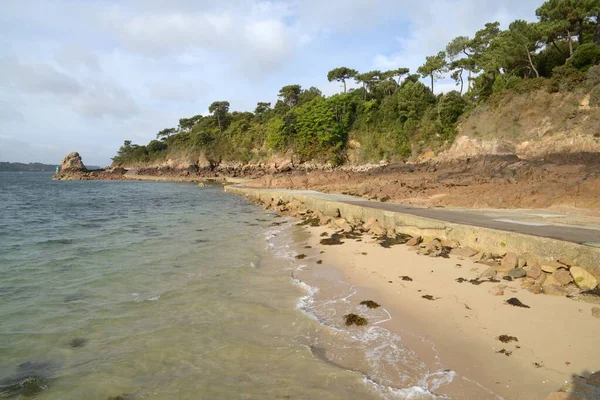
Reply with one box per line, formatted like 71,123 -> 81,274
113,0 -> 600,167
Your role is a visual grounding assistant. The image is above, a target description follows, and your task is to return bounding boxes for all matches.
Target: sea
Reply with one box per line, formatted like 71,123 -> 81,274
0,172 -> 459,400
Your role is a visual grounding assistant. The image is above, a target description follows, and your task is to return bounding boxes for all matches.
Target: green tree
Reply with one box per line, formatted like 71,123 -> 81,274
327,67 -> 358,93
355,70 -> 382,100
537,0 -> 588,56
278,85 -> 302,108
208,101 -> 230,133
417,51 -> 448,92
156,127 -> 176,140
254,102 -> 272,123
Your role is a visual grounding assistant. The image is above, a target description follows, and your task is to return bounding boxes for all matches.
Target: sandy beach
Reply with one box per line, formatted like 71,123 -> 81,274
289,223 -> 600,400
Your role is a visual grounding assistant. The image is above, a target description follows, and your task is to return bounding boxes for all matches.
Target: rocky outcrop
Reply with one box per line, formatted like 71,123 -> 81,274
60,152 -> 86,172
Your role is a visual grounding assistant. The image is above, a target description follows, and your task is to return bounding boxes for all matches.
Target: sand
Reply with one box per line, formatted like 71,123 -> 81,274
295,224 -> 600,400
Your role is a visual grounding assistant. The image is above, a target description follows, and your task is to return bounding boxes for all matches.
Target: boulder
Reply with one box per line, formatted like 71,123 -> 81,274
440,239 -> 460,249
570,267 -> 599,291
589,370 -> 600,386
543,274 -> 561,288
509,268 -> 527,279
557,258 -> 574,268
553,269 -> 573,286
541,261 -> 563,274
406,236 -> 422,247
450,247 -> 478,258
500,252 -> 519,272
526,265 -> 542,280
528,284 -> 543,294
363,217 -> 378,231
470,252 -> 486,262
479,267 -> 498,280
60,152 -> 86,172
334,219 -> 353,233
520,277 -> 535,289
368,221 -> 387,236
520,252 -> 540,267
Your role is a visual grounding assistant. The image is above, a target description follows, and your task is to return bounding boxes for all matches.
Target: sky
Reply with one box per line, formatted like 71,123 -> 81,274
0,0 -> 541,166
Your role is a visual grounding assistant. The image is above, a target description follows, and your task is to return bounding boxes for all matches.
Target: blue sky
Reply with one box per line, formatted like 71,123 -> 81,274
0,0 -> 540,166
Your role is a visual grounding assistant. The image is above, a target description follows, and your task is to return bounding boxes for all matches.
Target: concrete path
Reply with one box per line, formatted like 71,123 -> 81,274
243,188 -> 600,247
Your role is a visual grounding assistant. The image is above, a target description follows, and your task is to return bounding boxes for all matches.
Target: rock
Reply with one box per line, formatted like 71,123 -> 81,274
589,370 -> 600,386
489,285 -> 505,296
479,267 -> 497,279
569,267 -> 598,290
520,252 -> 540,267
406,236 -> 422,247
544,285 -> 569,296
570,267 -> 598,291
557,258 -> 574,268
559,375 -> 600,399
478,260 -> 500,268
509,268 -> 527,279
368,221 -> 387,236
528,284 -> 543,294
197,182 -> 205,188
541,264 -> 558,273
470,252 -> 486,262
60,152 -> 86,172
543,273 -> 561,287
500,252 -> 518,272
440,239 -> 460,249
520,277 -> 535,289
450,247 -> 478,257
517,258 -> 527,268
526,264 -> 542,280
541,261 -> 563,273
553,269 -> 573,286
334,219 -> 353,233
592,307 -> 600,319
544,392 -> 587,400
363,217 -> 378,231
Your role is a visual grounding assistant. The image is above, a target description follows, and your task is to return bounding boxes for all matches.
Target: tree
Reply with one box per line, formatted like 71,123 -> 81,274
386,68 -> 410,85
446,36 -> 475,93
536,0 -> 588,56
208,101 -> 230,133
298,87 -> 323,105
156,127 -> 176,140
327,67 -> 358,93
278,85 -> 302,108
417,51 -> 447,92
178,115 -> 202,133
254,102 -> 272,123
355,70 -> 382,99
506,20 -> 544,78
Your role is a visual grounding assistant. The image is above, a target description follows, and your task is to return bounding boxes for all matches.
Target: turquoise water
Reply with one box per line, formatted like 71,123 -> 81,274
0,173 -> 401,399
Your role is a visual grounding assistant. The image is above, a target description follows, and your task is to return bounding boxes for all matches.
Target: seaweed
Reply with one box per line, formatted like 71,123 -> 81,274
320,232 -> 329,237
344,313 -> 368,326
320,234 -> 344,246
377,233 -> 412,248
295,254 -> 306,260
400,276 -> 413,282
360,300 -> 381,309
361,252 -> 368,256
496,349 -> 512,357
422,295 -> 437,301
299,217 -> 320,227
505,298 -> 530,308
0,376 -> 48,398
69,338 -> 87,348
316,260 -> 323,265
497,335 -> 519,343
304,246 -> 312,249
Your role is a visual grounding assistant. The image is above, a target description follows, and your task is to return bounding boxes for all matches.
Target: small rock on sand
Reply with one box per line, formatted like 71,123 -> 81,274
479,267 -> 497,280
450,247 -> 478,257
500,252 -> 518,271
489,285 -> 505,296
526,265 -> 542,279
553,269 -> 573,286
592,307 -> 600,319
406,236 -> 422,247
570,267 -> 599,291
528,283 -> 543,294
509,268 -> 527,279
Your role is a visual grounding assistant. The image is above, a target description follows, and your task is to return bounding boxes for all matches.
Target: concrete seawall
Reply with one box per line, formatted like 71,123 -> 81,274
225,186 -> 600,272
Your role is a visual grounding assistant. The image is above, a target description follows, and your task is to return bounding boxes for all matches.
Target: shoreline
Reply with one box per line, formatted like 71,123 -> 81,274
288,222 -> 600,400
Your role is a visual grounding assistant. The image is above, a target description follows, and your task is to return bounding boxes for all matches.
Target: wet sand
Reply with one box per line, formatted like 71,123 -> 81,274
292,224 -> 600,400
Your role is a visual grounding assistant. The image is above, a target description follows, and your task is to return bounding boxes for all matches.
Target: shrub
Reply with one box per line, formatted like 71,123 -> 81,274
549,65 -> 587,92
590,85 -> 600,108
571,43 -> 600,71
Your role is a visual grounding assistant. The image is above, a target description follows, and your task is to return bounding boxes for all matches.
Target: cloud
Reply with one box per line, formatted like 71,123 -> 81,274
147,81 -> 210,102
1,58 -> 83,94
56,43 -> 101,72
72,82 -> 139,119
